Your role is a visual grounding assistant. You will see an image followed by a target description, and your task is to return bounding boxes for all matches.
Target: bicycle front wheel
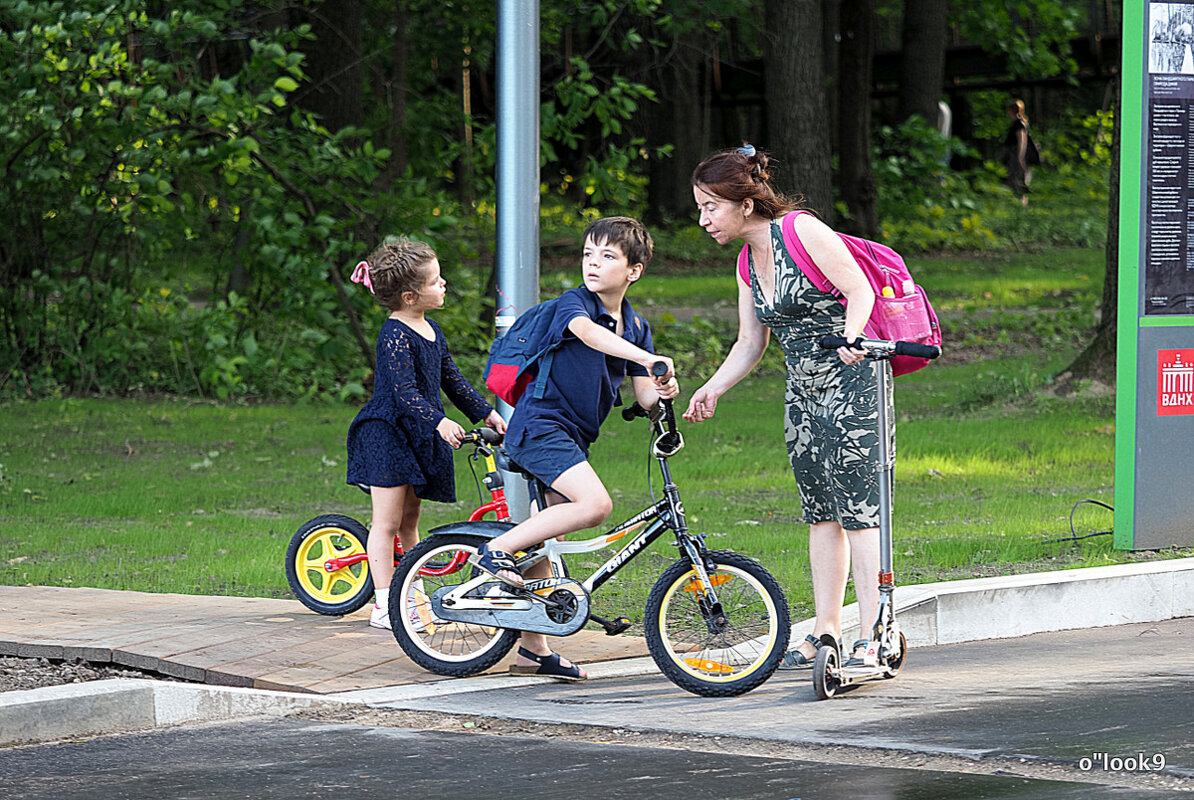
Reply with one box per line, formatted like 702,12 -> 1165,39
644,550 -> 790,697
389,533 -> 519,677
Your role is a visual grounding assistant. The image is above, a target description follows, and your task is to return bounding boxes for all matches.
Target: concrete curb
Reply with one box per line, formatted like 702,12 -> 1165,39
0,679 -> 354,748
3,557 -> 1193,747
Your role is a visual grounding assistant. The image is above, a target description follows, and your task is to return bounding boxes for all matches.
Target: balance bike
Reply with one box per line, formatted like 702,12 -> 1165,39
284,429 -> 509,615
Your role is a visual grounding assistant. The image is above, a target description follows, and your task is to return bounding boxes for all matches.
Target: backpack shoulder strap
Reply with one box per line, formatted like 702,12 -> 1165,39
780,210 -> 836,296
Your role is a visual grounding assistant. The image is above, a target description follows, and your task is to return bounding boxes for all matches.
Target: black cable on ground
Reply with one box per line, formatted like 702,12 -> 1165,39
1046,498 -> 1114,544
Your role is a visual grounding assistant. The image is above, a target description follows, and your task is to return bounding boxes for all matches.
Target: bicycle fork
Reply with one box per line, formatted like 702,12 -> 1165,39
659,461 -> 726,635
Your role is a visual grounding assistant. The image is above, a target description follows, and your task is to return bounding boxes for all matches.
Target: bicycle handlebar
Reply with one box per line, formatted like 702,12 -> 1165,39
622,361 -> 684,458
819,335 -> 941,361
462,428 -> 503,448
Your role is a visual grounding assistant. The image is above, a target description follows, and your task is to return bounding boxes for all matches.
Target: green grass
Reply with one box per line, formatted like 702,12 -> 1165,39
2,245 -> 1188,626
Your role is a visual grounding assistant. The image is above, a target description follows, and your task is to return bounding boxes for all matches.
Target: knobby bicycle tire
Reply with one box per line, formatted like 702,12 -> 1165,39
389,532 -> 519,677
644,549 -> 790,697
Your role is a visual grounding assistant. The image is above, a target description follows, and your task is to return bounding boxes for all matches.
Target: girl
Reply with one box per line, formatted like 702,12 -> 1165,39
347,238 -> 506,630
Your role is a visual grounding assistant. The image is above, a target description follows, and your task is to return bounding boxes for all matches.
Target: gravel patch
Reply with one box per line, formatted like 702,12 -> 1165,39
0,656 -> 180,693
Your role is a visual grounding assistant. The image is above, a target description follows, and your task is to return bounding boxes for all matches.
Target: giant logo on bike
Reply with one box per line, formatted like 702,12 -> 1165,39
1158,349 -> 1194,416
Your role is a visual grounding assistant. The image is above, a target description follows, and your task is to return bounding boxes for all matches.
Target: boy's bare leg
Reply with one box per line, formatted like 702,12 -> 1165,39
487,461 -> 612,555
513,555 -> 588,679
492,462 -> 609,678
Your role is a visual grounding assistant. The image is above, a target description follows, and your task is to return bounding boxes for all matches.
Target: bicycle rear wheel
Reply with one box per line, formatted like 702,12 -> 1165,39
389,533 -> 519,677
644,549 -> 790,697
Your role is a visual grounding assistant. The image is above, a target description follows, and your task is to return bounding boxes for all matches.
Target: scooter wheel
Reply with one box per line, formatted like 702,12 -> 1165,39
883,631 -> 908,679
812,640 -> 840,700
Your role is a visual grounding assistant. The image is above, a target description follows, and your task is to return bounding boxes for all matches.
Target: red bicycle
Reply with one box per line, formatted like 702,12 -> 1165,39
285,429 -> 508,616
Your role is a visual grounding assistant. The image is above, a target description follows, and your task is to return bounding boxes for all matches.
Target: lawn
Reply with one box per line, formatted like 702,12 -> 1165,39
2,246 -> 1186,624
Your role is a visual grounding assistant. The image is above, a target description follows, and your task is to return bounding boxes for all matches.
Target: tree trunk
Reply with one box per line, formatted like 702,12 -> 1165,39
837,0 -> 877,238
1057,74 -> 1120,390
898,0 -> 948,124
822,0 -> 841,156
764,0 -> 834,221
646,33 -> 710,222
293,0 -> 364,132
379,0 -> 409,186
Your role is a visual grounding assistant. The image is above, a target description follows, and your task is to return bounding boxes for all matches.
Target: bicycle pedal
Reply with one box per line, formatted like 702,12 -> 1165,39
590,612 -> 632,636
603,617 -> 632,636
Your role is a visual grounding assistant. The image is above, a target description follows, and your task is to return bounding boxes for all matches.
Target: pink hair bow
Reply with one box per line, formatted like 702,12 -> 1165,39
350,260 -> 373,293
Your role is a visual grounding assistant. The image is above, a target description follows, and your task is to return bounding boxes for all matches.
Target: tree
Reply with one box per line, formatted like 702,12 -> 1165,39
763,0 -> 833,219
837,0 -> 878,237
898,0 -> 949,125
1057,75 -> 1119,390
291,0 -> 365,132
0,2 -> 392,397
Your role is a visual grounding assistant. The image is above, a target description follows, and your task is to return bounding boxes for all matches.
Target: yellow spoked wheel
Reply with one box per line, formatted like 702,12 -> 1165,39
285,514 -> 375,615
644,550 -> 790,697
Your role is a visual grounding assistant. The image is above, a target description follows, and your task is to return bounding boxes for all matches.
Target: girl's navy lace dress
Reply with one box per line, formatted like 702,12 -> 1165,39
346,318 -> 493,503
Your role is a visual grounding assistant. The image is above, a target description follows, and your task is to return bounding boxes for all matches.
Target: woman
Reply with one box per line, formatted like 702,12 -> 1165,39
683,144 -> 887,670
1002,99 -> 1033,207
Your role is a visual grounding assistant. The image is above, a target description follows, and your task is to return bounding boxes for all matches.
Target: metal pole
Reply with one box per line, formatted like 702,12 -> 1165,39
495,0 -> 540,521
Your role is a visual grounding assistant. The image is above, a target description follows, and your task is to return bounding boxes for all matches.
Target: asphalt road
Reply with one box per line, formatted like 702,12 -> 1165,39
1,618 -> 1191,798
0,716 -> 1181,800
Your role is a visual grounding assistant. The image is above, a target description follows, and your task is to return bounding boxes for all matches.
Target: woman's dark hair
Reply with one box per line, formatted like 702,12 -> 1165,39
691,144 -> 805,219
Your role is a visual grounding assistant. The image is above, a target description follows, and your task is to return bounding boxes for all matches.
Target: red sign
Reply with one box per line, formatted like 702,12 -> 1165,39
1158,349 -> 1194,416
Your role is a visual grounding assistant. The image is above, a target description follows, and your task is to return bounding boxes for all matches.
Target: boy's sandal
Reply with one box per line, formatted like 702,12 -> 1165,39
471,543 -> 524,587
508,646 -> 587,683
778,634 -> 823,671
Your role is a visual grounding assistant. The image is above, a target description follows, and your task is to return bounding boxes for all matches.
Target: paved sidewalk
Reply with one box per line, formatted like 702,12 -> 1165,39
0,585 -> 649,693
1,557 -> 1192,750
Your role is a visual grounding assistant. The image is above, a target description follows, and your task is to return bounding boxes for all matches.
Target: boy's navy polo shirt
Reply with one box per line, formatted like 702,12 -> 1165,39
505,286 -> 653,450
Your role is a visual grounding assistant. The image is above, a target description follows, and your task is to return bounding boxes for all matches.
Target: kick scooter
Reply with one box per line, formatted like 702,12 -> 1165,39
810,334 -> 940,700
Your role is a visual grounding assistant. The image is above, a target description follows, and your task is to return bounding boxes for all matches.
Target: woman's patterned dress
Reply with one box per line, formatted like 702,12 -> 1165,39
746,219 -> 893,530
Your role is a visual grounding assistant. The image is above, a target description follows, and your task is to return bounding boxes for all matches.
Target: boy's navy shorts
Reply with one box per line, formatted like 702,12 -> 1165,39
504,426 -> 589,490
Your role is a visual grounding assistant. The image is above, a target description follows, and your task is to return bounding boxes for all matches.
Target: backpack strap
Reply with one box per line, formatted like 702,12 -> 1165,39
528,287 -> 599,401
531,350 -> 555,400
738,210 -> 835,296
779,210 -> 837,296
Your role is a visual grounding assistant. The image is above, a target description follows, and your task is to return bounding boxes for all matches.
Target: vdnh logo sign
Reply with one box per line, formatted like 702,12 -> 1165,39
1158,349 -> 1194,416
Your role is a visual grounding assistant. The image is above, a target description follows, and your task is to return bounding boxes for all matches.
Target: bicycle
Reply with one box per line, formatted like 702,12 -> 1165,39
387,370 -> 792,697
284,429 -> 510,616
810,334 -> 940,700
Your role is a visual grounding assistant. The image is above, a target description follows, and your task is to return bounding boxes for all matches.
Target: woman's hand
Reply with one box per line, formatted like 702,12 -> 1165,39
436,417 -> 466,448
837,340 -> 867,367
683,385 -> 720,423
484,410 -> 507,435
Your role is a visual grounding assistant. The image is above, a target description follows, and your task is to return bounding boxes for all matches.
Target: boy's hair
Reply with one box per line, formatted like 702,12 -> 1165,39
583,216 -> 654,269
364,238 -> 436,310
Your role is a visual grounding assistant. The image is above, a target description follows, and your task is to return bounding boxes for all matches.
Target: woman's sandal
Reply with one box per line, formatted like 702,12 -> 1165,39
471,543 -> 524,588
508,646 -> 587,682
844,638 -> 874,668
778,634 -> 823,671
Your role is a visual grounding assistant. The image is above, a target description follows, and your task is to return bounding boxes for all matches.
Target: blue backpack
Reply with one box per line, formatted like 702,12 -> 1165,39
484,296 -> 573,406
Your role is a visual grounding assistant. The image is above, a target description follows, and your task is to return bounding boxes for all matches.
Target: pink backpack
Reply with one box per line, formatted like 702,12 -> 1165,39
737,210 -> 941,376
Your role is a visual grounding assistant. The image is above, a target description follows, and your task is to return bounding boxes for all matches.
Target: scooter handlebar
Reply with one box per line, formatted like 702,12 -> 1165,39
819,335 -> 941,361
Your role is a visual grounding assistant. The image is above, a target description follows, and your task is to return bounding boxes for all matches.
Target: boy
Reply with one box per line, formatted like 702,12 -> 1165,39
476,216 -> 679,682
